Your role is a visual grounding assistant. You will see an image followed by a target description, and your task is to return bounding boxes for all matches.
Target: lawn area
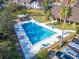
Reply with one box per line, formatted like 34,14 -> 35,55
26,9 -> 45,15
0,39 -> 10,46
56,23 -> 77,30
26,9 -> 51,23
51,22 -> 77,30
33,16 -> 49,23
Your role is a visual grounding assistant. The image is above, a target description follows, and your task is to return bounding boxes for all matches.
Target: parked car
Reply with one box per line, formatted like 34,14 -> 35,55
68,42 -> 79,50
63,47 -> 79,59
48,50 -> 55,59
56,51 -> 73,59
72,38 -> 79,44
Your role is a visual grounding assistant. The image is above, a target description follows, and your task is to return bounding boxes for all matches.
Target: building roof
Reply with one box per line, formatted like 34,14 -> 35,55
74,1 -> 79,8
30,0 -> 43,3
51,6 -> 62,19
51,1 -> 79,23
69,6 -> 79,23
11,0 -> 32,3
69,1 -> 79,23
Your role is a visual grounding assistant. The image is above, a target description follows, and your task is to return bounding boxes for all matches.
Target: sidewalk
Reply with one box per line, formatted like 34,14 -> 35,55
64,30 -> 76,32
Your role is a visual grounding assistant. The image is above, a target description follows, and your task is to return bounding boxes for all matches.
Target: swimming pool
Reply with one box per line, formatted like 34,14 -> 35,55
22,22 -> 56,45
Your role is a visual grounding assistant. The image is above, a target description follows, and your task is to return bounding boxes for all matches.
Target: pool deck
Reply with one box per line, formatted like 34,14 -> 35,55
14,20 -> 70,59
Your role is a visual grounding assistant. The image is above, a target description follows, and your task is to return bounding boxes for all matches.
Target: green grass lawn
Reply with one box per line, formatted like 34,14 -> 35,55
33,16 -> 49,23
0,39 -> 10,46
51,22 -> 77,30
26,9 -> 45,15
56,23 -> 77,30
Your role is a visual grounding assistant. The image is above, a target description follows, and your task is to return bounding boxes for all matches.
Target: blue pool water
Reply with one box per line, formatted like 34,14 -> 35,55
22,22 -> 56,45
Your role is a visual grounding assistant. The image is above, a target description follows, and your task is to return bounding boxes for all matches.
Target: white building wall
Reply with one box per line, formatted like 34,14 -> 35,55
11,0 -> 41,9
30,1 -> 40,9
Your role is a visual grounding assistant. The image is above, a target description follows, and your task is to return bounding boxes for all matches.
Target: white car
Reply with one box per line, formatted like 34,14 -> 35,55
68,42 -> 79,50
63,47 -> 79,59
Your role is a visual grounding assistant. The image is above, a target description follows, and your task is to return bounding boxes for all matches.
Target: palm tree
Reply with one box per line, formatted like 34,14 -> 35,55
41,0 -> 52,20
60,0 -> 72,47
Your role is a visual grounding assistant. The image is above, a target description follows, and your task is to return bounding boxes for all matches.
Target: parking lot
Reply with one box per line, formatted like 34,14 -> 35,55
50,36 -> 79,59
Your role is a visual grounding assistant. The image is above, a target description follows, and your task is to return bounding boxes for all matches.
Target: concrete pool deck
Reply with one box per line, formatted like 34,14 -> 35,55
14,20 -> 70,59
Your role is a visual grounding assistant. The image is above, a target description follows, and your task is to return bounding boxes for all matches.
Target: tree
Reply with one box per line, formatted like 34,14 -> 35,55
41,0 -> 50,11
0,0 -> 9,5
61,6 -> 72,21
41,0 -> 52,20
37,48 -> 49,59
0,48 -> 11,59
60,1 -> 72,47
0,3 -> 22,59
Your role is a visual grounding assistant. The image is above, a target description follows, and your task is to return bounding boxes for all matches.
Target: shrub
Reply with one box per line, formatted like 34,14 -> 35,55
26,9 -> 45,15
76,25 -> 79,34
37,48 -> 49,59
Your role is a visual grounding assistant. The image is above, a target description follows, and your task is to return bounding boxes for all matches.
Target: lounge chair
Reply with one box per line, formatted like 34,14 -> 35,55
42,43 -> 50,48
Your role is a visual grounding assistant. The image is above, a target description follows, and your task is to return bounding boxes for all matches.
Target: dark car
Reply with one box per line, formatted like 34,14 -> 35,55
72,38 -> 79,44
56,51 -> 73,59
48,50 -> 55,59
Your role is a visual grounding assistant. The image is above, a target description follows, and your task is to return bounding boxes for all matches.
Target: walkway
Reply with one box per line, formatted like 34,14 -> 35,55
64,30 -> 76,33
14,24 -> 32,59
